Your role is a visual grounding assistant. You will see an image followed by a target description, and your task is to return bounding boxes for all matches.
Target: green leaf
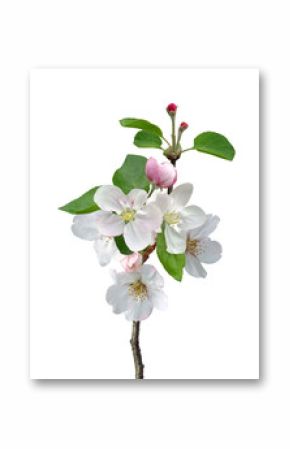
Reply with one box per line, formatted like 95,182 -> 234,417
134,130 -> 162,149
59,186 -> 100,214
114,235 -> 133,255
112,154 -> 150,194
119,118 -> 163,137
156,231 -> 185,281
194,131 -> 235,161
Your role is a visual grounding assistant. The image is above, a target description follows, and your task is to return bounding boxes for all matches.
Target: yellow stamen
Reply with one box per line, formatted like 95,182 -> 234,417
129,280 -> 147,302
121,208 -> 136,223
164,211 -> 180,225
186,239 -> 199,255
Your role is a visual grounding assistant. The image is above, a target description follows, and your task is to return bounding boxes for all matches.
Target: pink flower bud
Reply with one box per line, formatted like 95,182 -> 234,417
145,157 -> 177,189
179,122 -> 188,131
121,252 -> 143,272
166,103 -> 177,114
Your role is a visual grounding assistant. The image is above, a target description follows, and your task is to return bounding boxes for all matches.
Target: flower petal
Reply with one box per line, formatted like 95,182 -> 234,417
94,185 -> 127,212
148,288 -> 168,311
140,264 -> 164,289
95,210 -> 124,236
71,213 -> 100,241
126,189 -> 148,210
185,253 -> 207,278
179,205 -> 207,231
124,220 -> 153,251
170,183 -> 193,209
106,285 -> 130,313
125,299 -> 153,321
197,239 -> 222,263
164,224 -> 186,254
154,192 -> 172,214
94,236 -> 117,266
135,203 -> 163,232
188,214 -> 220,240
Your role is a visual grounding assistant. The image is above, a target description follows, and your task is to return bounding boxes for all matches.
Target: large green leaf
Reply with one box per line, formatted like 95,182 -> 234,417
156,231 -> 185,282
59,186 -> 100,214
114,235 -> 133,255
112,154 -> 150,194
134,130 -> 162,149
119,118 -> 163,137
194,132 -> 235,161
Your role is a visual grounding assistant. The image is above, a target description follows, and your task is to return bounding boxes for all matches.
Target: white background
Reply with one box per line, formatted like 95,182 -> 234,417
0,0 -> 289,447
30,68 -> 259,379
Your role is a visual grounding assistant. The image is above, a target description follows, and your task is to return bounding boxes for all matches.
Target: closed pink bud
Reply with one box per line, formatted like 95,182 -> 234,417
179,122 -> 188,131
121,252 -> 143,272
166,103 -> 177,114
145,157 -> 177,188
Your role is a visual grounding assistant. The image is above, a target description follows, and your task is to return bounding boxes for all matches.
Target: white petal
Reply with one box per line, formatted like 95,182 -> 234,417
106,285 -> 130,313
94,185 -> 127,212
141,264 -> 164,289
94,236 -> 117,266
185,253 -> 207,278
126,189 -> 148,210
95,210 -> 124,236
179,205 -> 207,231
189,214 -> 220,240
154,192 -> 172,214
124,220 -> 153,251
148,288 -> 168,311
197,239 -> 222,263
125,299 -> 153,321
71,213 -> 100,241
170,183 -> 193,209
115,271 -> 140,285
135,203 -> 163,232
164,224 -> 186,254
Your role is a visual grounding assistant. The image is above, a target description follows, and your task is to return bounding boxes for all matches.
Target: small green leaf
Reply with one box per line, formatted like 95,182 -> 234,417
112,154 -> 150,194
119,118 -> 163,137
114,235 -> 133,255
194,131 -> 235,161
59,186 -> 100,214
156,231 -> 185,281
134,130 -> 162,149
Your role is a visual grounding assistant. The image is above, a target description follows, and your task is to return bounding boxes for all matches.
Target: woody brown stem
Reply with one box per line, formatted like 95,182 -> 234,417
130,321 -> 144,379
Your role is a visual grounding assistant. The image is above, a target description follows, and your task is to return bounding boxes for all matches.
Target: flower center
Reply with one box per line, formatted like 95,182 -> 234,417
164,211 -> 180,225
120,208 -> 136,223
129,280 -> 147,302
186,239 -> 199,256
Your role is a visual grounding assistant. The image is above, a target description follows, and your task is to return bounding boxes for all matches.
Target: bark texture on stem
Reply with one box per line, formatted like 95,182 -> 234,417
130,321 -> 144,379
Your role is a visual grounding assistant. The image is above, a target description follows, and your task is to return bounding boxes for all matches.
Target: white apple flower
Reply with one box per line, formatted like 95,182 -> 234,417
72,213 -> 117,266
154,183 -> 207,254
94,185 -> 162,252
185,214 -> 222,278
106,264 -> 167,321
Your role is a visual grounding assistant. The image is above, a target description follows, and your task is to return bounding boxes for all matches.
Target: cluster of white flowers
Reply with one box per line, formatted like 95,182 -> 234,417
72,181 -> 222,321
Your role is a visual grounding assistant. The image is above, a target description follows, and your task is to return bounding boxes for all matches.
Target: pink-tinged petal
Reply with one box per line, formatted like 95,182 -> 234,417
121,252 -> 143,272
164,224 -> 186,254
136,203 -> 163,232
196,239 -> 222,263
124,220 -> 153,251
125,299 -> 153,321
71,213 -> 100,241
95,210 -> 124,236
170,183 -> 193,209
126,189 -> 148,210
185,253 -> 207,278
94,185 -> 127,212
146,157 -> 160,184
179,205 -> 207,231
